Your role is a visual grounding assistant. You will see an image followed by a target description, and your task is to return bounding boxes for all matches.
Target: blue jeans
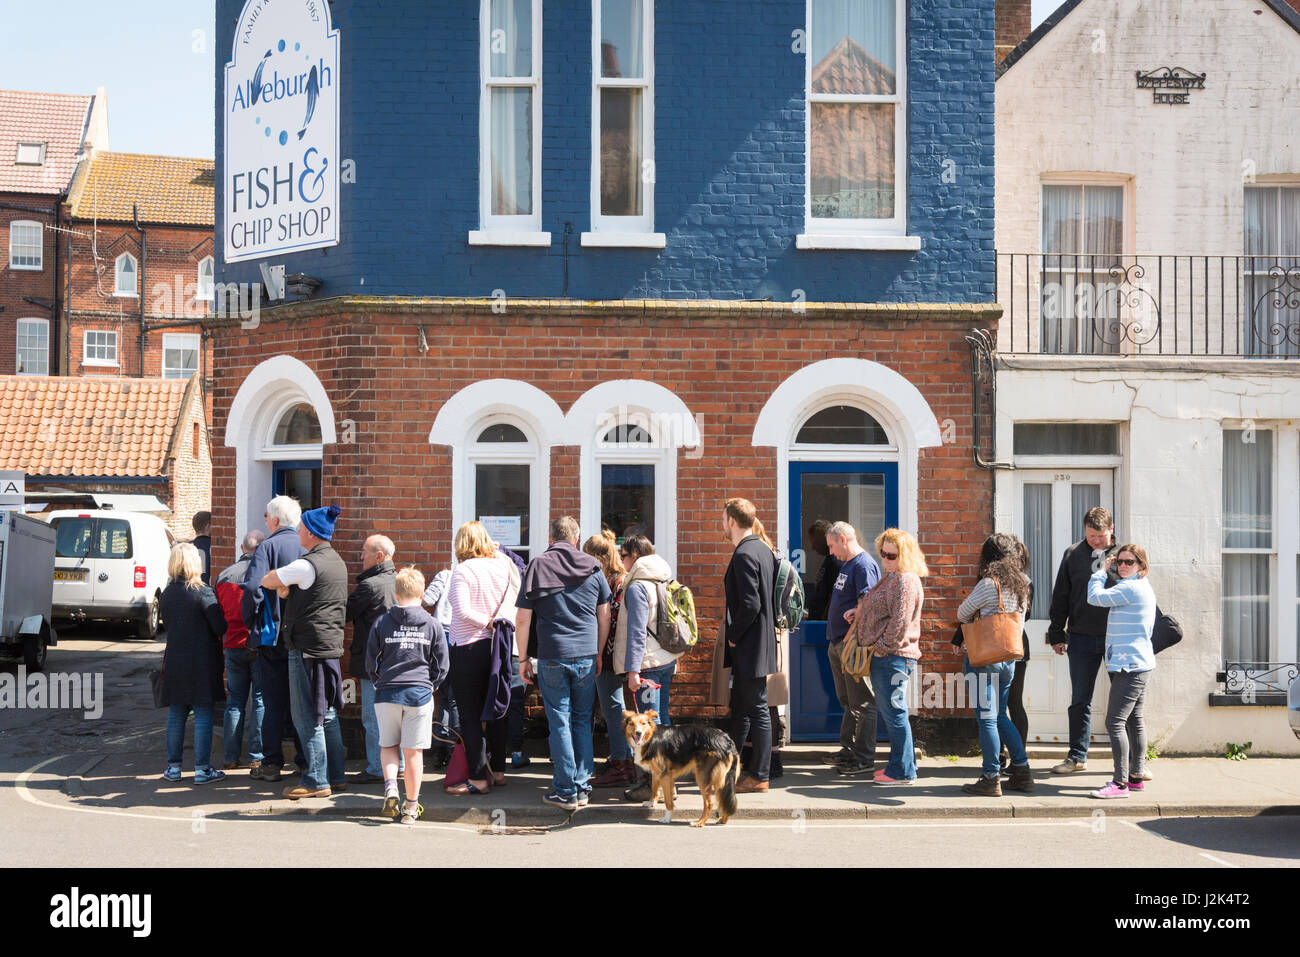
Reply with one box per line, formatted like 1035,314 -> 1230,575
965,657 -> 1028,777
633,661 -> 676,726
1066,634 -> 1106,762
167,703 -> 214,769
287,651 -> 346,791
870,654 -> 917,781
596,668 -> 631,761
223,648 -> 263,766
537,656 -> 596,799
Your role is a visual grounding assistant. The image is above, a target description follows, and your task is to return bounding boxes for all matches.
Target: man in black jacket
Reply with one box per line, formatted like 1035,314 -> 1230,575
1049,506 -> 1119,774
346,534 -> 397,784
723,497 -> 777,793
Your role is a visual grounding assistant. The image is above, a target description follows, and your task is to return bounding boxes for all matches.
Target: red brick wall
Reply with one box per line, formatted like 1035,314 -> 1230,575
208,304 -> 996,720
1,197 -> 61,375
996,0 -> 1032,59
64,220 -> 214,383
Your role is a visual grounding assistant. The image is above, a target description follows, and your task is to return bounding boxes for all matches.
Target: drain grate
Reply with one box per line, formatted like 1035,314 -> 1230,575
476,825 -> 553,836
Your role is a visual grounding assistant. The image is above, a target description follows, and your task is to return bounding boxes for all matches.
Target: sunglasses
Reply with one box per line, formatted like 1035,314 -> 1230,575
879,551 -> 899,561
1116,558 -> 1139,567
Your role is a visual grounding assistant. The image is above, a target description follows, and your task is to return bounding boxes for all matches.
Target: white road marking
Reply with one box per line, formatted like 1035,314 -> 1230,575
1199,852 -> 1239,868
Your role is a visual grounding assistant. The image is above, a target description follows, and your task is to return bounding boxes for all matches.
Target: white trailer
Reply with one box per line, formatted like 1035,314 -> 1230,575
0,511 -> 58,671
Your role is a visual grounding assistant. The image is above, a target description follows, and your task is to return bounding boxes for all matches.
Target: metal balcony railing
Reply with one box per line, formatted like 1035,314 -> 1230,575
996,254 -> 1300,358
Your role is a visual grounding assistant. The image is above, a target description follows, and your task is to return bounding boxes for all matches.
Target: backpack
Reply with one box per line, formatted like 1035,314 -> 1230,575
773,556 -> 806,632
650,580 -> 699,655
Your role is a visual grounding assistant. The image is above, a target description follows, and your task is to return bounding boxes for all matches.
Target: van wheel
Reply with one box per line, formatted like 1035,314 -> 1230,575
137,596 -> 160,639
23,636 -> 47,672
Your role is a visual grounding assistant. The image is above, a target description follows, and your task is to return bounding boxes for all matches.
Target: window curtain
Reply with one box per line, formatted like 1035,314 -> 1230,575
811,0 -> 896,94
600,88 -> 642,217
1041,186 -> 1123,355
1243,187 -> 1300,357
1023,484 -> 1052,620
1222,429 -> 1273,664
600,0 -> 643,78
1070,484 -> 1101,541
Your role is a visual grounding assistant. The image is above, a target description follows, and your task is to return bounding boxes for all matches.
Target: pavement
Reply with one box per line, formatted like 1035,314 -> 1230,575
13,743 -> 1300,827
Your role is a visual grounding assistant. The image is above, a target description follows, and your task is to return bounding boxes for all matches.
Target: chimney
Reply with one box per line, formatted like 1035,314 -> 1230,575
996,0 -> 1033,63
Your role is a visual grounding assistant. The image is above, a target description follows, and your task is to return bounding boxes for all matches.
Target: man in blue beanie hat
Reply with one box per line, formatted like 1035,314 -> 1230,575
261,504 -> 349,799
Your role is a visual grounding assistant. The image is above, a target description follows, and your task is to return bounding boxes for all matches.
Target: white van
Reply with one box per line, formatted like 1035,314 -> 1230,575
47,510 -> 175,638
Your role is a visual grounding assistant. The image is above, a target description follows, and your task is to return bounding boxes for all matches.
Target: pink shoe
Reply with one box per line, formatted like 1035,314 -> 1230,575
1126,778 -> 1145,791
872,770 -> 913,786
1091,781 -> 1130,799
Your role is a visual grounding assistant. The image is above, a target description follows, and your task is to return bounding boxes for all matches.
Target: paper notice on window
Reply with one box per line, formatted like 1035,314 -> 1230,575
480,515 -> 522,548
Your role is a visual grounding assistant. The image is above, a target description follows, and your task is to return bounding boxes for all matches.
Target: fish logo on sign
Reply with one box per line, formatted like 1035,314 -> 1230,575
224,0 -> 340,263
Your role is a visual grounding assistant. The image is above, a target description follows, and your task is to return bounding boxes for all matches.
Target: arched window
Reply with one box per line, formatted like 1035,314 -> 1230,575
197,256 -> 214,301
468,415 -> 539,560
115,253 -> 138,296
566,381 -> 700,573
794,405 -> 889,446
429,379 -> 564,563
273,403 -> 323,445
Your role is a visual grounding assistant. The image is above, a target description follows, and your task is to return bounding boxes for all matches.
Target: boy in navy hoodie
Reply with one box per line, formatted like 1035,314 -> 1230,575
366,567 -> 449,824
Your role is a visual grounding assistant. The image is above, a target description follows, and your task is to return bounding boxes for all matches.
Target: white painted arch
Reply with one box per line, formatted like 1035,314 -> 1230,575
225,355 -> 337,555
565,379 -> 701,573
429,379 -> 566,561
752,357 -> 942,552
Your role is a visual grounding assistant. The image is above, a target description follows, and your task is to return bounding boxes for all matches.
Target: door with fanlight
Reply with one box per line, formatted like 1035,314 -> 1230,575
1013,470 -> 1114,743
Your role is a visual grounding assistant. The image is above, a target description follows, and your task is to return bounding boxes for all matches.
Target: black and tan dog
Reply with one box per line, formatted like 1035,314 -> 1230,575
622,710 -> 739,826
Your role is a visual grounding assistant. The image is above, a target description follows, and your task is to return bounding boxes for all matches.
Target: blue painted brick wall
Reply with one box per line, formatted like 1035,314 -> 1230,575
215,0 -> 994,303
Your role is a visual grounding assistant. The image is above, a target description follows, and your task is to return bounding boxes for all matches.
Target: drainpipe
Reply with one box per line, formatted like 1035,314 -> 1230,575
965,328 -> 1014,472
64,209 -> 73,376
134,203 -> 146,377
51,198 -> 62,375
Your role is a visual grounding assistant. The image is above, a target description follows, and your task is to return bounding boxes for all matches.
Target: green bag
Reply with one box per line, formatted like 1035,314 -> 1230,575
651,580 -> 699,654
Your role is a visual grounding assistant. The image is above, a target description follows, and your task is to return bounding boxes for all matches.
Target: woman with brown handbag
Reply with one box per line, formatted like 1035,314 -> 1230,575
957,533 -> 1033,797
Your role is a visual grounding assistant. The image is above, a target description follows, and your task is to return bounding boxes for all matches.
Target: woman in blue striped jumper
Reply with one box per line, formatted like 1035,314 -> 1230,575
1086,543 -> 1157,799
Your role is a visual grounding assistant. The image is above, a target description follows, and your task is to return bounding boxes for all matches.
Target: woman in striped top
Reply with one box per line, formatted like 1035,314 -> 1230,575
956,533 -> 1033,797
445,521 -> 519,796
1086,543 -> 1157,799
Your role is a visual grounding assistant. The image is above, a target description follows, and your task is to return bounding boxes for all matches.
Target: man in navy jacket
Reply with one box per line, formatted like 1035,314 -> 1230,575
242,495 -> 307,780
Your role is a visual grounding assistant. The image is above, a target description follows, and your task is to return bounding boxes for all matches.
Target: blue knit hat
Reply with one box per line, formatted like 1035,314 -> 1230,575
301,504 -> 341,541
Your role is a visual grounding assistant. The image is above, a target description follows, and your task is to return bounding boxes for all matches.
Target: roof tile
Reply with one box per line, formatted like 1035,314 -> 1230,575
68,151 -> 214,227
0,374 -> 189,477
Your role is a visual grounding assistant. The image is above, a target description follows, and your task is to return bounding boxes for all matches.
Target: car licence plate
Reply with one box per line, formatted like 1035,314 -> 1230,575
54,568 -> 88,583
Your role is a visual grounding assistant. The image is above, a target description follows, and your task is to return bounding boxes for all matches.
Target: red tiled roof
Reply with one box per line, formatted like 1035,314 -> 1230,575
0,90 -> 93,195
0,375 -> 193,477
68,151 -> 214,227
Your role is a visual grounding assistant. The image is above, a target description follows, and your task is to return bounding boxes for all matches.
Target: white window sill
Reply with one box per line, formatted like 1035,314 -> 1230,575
82,360 -> 119,368
114,291 -> 139,298
580,232 -> 666,249
796,234 -> 922,251
468,230 -> 551,247
9,263 -> 43,271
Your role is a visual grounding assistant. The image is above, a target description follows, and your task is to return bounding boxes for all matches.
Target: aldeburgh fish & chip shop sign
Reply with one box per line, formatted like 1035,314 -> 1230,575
224,0 -> 340,263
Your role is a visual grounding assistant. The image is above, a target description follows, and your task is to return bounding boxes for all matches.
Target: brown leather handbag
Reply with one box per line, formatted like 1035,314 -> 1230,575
963,581 -> 1025,667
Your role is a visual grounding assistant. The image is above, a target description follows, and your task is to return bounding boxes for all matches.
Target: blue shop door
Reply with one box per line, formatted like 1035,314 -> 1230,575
272,460 -> 322,511
788,462 -> 897,741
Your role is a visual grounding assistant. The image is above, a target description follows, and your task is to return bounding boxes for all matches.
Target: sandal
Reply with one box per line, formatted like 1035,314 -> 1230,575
444,780 -> 490,796
491,772 -> 507,788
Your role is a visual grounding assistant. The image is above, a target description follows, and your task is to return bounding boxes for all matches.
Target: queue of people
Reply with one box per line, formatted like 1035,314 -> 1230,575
158,497 -> 1160,813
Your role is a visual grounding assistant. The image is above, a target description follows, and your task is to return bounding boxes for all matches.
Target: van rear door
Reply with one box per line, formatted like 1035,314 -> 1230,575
50,515 -> 97,608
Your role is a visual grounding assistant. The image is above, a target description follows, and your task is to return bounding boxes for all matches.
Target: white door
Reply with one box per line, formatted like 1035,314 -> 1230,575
1013,469 -> 1114,744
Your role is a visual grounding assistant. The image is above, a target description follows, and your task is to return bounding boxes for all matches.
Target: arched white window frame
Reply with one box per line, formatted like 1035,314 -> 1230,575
753,358 -> 942,553
114,253 -> 138,297
226,356 -> 336,549
261,397 -> 325,460
430,380 -> 564,561
564,380 -> 700,574
197,256 -> 215,301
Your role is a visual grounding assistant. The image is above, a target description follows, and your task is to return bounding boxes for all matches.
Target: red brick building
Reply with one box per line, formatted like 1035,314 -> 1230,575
0,89 -> 106,376
209,299 -> 998,734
